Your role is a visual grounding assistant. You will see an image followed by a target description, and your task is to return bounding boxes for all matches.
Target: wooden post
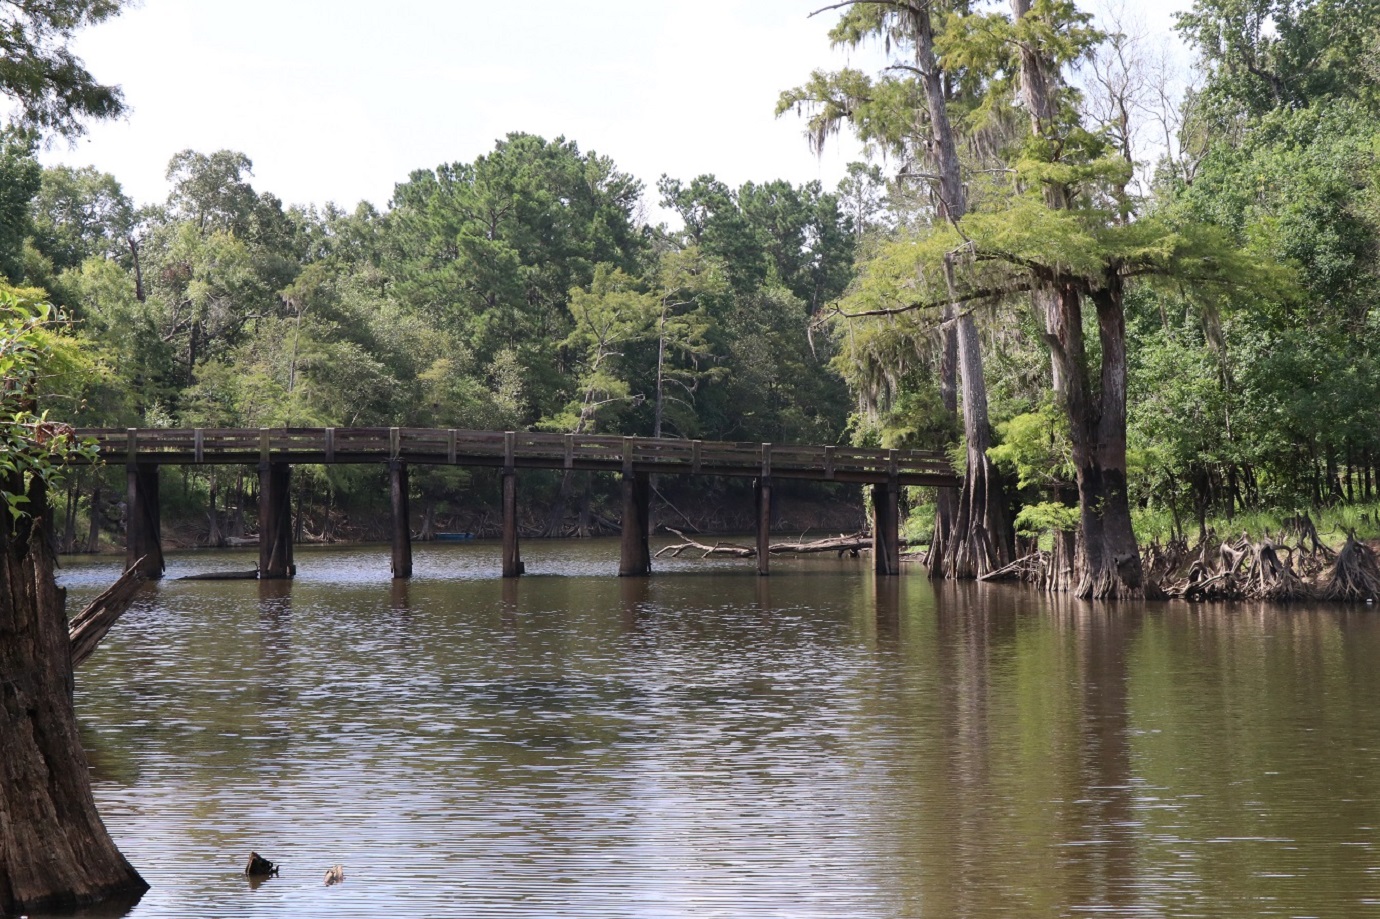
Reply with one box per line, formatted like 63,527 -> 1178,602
126,463 -> 165,579
872,481 -> 901,576
258,462 -> 294,579
755,476 -> 772,577
501,470 -> 523,577
619,471 -> 651,576
390,460 -> 412,579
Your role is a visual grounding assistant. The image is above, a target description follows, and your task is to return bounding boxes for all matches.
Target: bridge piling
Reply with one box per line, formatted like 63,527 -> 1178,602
502,469 -> 523,578
390,460 -> 412,578
756,444 -> 772,576
258,462 -> 294,579
125,463 -> 165,579
872,481 -> 901,576
755,477 -> 772,577
619,471 -> 651,576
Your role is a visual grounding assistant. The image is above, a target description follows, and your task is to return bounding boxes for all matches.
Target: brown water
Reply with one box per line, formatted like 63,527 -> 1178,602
51,540 -> 1380,918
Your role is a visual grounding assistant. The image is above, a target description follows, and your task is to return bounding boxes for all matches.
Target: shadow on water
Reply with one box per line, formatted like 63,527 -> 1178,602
25,888 -> 146,919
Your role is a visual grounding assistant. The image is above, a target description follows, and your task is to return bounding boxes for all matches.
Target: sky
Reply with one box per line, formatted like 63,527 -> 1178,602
38,0 -> 1196,218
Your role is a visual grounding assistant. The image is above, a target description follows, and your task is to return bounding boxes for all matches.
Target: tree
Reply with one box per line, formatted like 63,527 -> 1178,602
0,0 -> 125,138
28,164 -> 133,271
0,128 -> 40,281
0,5 -> 145,911
782,0 -> 1014,578
1175,0 -> 1380,119
1,285 -> 146,914
387,133 -> 647,423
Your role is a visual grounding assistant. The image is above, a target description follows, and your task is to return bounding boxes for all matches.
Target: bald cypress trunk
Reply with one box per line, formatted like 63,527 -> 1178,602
1012,0 -> 1141,598
0,478 -> 147,914
913,3 -> 1014,578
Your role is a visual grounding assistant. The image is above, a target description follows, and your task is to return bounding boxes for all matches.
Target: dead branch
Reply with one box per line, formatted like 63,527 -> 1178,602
69,560 -> 150,668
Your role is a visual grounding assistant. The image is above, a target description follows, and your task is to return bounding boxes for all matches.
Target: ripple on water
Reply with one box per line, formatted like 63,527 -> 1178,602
52,542 -> 1380,918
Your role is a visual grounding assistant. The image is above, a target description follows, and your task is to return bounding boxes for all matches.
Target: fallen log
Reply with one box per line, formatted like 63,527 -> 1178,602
655,528 -> 873,559
656,528 -> 753,559
979,552 -> 1045,583
177,570 -> 260,581
767,533 -> 871,555
69,559 -> 149,669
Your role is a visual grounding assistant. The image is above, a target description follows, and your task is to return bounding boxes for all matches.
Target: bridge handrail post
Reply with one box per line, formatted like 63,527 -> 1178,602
504,431 -> 516,471
126,428 -> 137,467
389,426 -> 401,460
259,428 -> 270,465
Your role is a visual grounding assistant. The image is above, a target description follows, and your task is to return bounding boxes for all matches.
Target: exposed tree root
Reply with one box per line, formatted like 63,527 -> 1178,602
984,523 -> 1374,604
1322,535 -> 1380,602
1137,526 -> 1364,602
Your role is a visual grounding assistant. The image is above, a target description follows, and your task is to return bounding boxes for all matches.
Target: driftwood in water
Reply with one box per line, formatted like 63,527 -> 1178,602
655,528 -> 872,559
656,528 -> 754,559
177,570 -> 260,581
980,552 -> 1047,583
69,560 -> 150,669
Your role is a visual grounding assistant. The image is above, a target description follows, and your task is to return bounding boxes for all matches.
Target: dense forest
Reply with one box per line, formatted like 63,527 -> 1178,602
6,0 -> 1380,598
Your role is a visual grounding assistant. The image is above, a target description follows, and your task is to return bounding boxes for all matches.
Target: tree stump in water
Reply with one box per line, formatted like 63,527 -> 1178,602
244,852 -> 279,877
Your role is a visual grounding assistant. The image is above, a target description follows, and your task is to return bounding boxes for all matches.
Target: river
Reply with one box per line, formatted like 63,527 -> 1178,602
49,539 -> 1380,918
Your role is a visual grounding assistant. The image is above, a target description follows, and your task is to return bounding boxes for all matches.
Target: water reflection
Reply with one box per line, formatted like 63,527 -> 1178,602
57,543 -> 1380,918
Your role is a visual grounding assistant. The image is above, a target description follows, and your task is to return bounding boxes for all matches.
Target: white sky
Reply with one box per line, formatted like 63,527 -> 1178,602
38,0 -> 1195,218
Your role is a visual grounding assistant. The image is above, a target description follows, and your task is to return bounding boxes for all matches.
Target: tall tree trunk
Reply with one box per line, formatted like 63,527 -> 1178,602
0,479 -> 147,914
913,1 -> 1013,578
85,481 -> 102,553
61,481 -> 78,554
1012,0 -> 1140,597
1047,278 -> 1143,598
927,312 -> 959,576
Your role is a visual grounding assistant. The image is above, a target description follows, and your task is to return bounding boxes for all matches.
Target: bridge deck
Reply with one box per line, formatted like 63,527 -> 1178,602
76,427 -> 958,487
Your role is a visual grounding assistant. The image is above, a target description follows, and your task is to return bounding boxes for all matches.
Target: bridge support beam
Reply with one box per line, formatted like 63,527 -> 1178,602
755,476 -> 772,576
390,460 -> 412,579
126,463 -> 165,579
502,470 -> 523,578
872,481 -> 901,576
258,462 -> 294,579
619,471 -> 651,577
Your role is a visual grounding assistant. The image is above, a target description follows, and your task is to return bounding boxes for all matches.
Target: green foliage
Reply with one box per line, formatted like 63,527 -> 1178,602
0,129 -> 41,281
0,283 -> 97,522
1176,0 -> 1380,121
1012,501 -> 1080,537
29,164 -> 132,270
988,400 -> 1073,491
388,133 -> 647,421
0,0 -> 127,138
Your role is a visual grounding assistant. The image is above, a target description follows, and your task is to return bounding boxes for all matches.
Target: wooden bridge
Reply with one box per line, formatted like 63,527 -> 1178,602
76,427 -> 958,581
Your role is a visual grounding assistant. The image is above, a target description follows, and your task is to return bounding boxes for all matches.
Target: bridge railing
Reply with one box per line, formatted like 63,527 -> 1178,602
76,427 -> 958,484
